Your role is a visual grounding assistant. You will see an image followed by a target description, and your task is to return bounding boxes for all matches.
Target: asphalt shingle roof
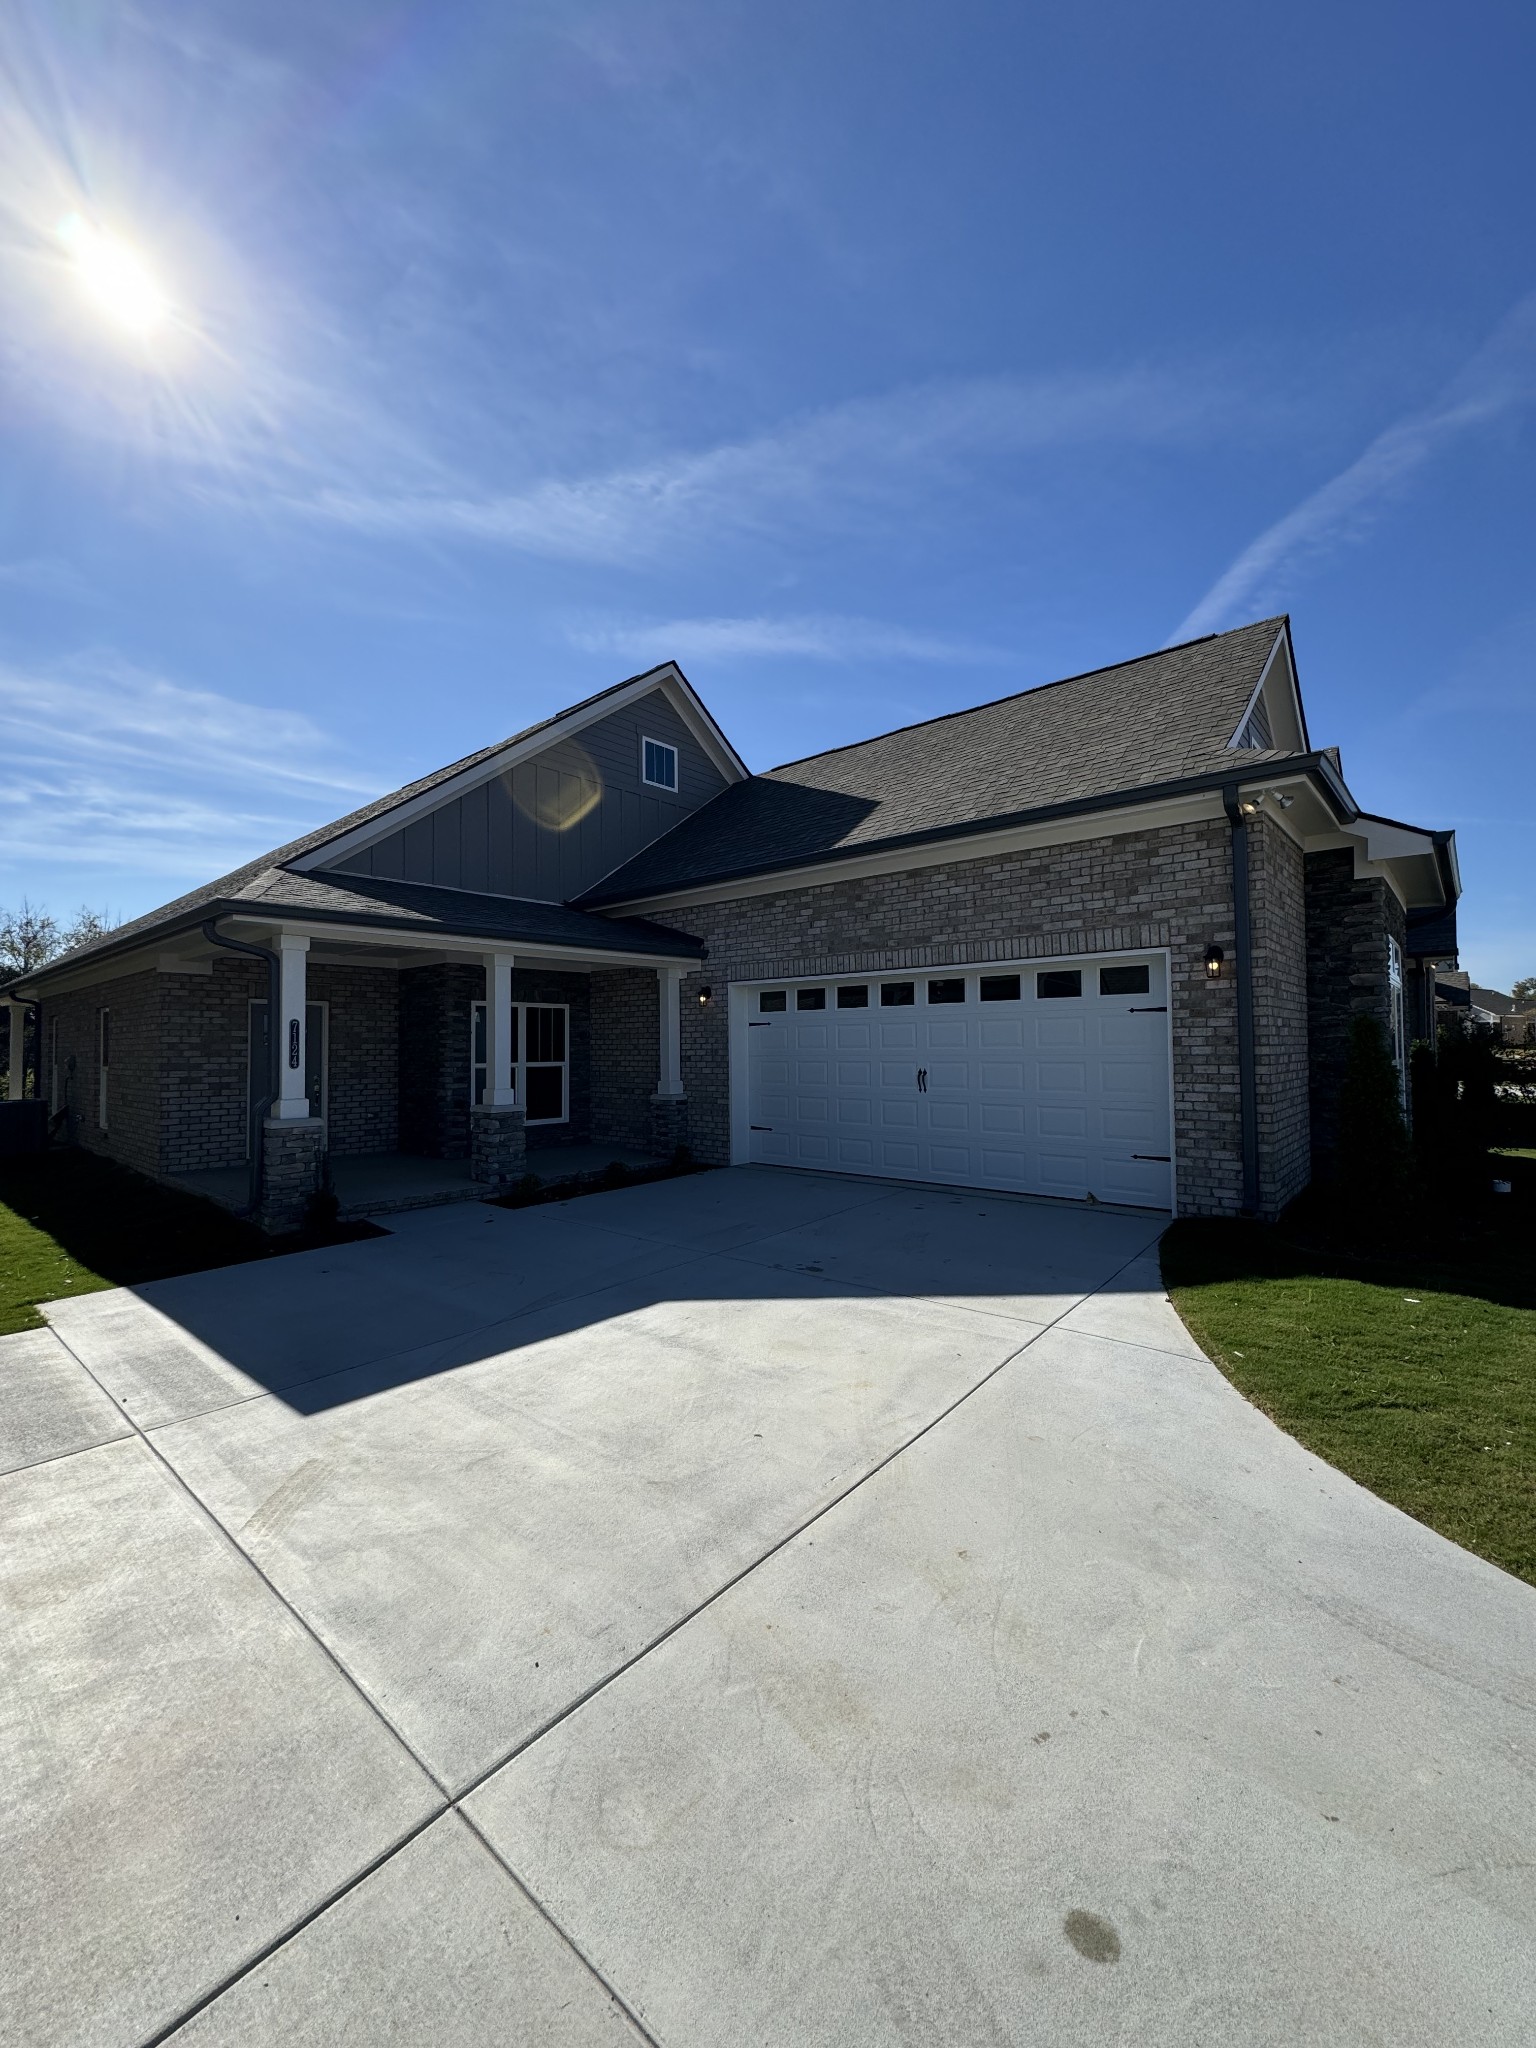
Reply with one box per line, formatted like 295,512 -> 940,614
580,618 -> 1293,904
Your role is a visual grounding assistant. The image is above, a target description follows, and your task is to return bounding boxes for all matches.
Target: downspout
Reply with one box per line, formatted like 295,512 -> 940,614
202,919 -> 281,1217
1221,784 -> 1261,1217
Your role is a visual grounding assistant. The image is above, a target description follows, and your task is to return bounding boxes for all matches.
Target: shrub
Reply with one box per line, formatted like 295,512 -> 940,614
1334,1013 -> 1411,1208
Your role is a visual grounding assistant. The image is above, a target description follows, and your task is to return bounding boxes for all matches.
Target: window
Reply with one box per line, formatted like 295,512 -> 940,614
49,1018 -> 60,1113
642,737 -> 679,791
1100,964 -> 1150,996
758,990 -> 787,1013
979,974 -> 1021,1002
927,978 -> 965,1004
97,1008 -> 109,1128
879,982 -> 915,1007
796,987 -> 826,1010
835,985 -> 869,1008
1037,969 -> 1082,999
470,1001 -> 568,1123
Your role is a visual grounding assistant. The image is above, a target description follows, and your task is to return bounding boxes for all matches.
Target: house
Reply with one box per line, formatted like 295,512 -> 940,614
0,617 -> 1460,1229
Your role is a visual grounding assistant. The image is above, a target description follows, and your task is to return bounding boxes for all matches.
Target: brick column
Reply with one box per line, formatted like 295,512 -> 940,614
257,1114 -> 325,1234
649,1092 -> 690,1161
471,1103 -> 526,1189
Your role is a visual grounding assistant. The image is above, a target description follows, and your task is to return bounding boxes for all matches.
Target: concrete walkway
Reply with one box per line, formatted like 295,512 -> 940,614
2,1169 -> 1532,2045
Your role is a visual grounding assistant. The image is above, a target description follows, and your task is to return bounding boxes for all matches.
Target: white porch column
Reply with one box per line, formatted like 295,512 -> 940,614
4,1002 -> 25,1101
485,951 -> 517,1106
656,965 -> 684,1099
273,933 -> 311,1120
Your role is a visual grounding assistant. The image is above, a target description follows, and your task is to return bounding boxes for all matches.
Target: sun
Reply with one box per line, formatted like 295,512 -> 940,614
57,213 -> 170,335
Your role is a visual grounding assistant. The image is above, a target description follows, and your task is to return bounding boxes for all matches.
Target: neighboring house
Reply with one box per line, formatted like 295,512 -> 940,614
1,617 -> 1459,1228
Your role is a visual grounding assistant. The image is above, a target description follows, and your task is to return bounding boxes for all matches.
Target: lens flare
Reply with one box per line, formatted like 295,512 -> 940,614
57,213 -> 169,334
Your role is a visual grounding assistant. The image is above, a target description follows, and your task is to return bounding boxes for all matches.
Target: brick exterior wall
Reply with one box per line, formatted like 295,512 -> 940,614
162,959 -> 262,1173
590,968 -> 661,1151
400,962 -> 592,1158
1248,814 -> 1312,1212
44,970 -> 166,1176
659,817 -> 1311,1219
308,963 -> 399,1157
1305,848 -> 1408,1171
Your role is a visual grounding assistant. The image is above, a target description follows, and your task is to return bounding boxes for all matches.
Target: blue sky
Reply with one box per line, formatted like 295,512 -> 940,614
2,0 -> 1532,985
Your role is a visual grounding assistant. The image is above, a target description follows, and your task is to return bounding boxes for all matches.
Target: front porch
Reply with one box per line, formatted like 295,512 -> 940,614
153,904 -> 701,1231
170,1140 -> 667,1220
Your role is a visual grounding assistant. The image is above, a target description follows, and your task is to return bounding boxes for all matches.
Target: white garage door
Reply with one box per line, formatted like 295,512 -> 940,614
744,955 -> 1172,1209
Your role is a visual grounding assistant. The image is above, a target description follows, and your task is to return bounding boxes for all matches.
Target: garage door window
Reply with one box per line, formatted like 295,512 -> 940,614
1100,964 -> 1151,996
880,982 -> 915,1006
759,990 -> 787,1013
796,988 -> 826,1011
836,985 -> 869,1008
979,974 -> 1021,1001
1037,969 -> 1082,998
927,978 -> 965,1004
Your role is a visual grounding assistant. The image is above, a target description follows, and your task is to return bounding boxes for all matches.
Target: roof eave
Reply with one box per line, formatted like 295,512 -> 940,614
580,753 -> 1341,910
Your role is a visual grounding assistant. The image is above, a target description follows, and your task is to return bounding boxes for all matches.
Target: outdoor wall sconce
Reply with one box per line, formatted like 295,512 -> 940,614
697,985 -> 713,1006
1204,945 -> 1224,980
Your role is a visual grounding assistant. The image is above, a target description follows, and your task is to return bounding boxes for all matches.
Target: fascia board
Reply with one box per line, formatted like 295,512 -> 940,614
291,663 -> 747,876
222,910 -> 701,969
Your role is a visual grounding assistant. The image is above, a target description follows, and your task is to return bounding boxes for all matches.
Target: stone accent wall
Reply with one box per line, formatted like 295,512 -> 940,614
1305,849 -> 1408,1170
649,1093 -> 690,1160
590,968 -> 661,1151
257,1115 -> 325,1233
1248,814 -> 1311,1212
308,964 -> 399,1157
655,817 -> 1311,1219
470,1104 -> 527,1188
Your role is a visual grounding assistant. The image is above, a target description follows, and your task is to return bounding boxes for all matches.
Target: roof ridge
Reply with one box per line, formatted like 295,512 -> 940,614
761,618 -> 1284,778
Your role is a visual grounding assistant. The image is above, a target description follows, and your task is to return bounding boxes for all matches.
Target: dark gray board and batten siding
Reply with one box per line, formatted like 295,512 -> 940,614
322,690 -> 728,903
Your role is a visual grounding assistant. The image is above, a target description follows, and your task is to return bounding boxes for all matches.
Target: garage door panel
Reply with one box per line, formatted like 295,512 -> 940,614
746,958 -> 1171,1209
1039,1106 -> 1087,1137
979,1061 -> 1025,1090
1035,1061 -> 1087,1094
1037,1017 -> 1086,1047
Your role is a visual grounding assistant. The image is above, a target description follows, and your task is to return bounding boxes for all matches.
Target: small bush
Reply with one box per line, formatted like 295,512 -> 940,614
1334,1013 -> 1411,1210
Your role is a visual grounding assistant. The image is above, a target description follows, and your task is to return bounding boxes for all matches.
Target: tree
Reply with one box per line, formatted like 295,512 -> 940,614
0,900 -> 60,976
0,900 -> 117,977
1512,976 -> 1536,1008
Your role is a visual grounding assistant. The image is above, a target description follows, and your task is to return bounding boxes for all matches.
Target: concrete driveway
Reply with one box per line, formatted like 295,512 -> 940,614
2,1168 -> 1532,2046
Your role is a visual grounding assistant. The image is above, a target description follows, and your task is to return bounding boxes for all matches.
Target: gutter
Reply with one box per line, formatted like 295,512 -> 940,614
1221,785 -> 1261,1218
201,919 -> 281,1218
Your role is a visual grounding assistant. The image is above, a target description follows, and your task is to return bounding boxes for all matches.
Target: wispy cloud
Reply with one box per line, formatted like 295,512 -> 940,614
1171,294 -> 1536,643
568,612 -> 1000,665
0,653 -> 380,879
299,366 -> 1242,568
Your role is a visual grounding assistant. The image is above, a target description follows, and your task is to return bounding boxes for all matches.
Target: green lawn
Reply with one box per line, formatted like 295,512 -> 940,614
0,1151 -> 372,1336
1163,1197 -> 1536,1587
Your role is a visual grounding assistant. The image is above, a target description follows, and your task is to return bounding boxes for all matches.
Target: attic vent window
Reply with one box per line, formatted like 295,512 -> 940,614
1231,691 -> 1273,751
642,737 -> 679,790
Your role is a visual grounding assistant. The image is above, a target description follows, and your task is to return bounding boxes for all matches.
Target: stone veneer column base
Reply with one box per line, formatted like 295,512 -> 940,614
649,1092 -> 690,1161
470,1104 -> 527,1189
258,1116 -> 326,1235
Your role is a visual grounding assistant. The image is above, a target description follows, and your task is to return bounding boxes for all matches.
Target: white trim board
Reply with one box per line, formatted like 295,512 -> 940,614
292,665 -> 747,875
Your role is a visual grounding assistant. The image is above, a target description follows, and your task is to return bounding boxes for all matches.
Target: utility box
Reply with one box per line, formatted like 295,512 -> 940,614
0,1099 -> 48,1156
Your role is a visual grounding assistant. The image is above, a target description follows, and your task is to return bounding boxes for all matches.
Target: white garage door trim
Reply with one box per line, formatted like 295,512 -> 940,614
728,950 -> 1176,1212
